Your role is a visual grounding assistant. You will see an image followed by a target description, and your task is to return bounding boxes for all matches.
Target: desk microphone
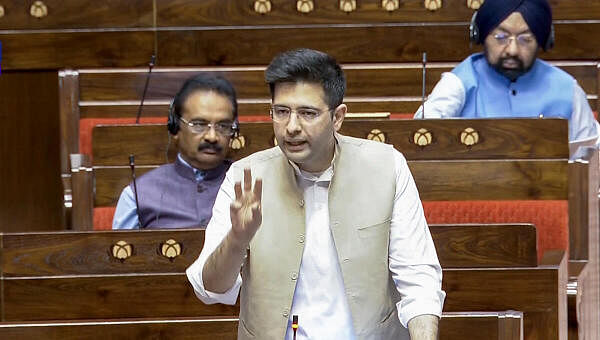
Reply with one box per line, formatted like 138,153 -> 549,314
292,315 -> 299,340
420,52 -> 427,119
135,54 -> 156,124
129,154 -> 143,228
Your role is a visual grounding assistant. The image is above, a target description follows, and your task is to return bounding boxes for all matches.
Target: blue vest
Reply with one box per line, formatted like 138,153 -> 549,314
130,157 -> 230,229
452,53 -> 573,119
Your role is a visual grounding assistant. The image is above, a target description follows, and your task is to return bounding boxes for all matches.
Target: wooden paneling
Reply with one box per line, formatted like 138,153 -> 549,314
443,251 -> 567,340
411,160 -> 568,201
156,23 -> 600,65
1,229 -> 204,277
0,0 -> 153,30
0,71 -> 64,231
2,263 -> 564,339
0,31 -> 155,70
91,120 -> 569,166
93,159 -> 568,206
0,318 -> 239,340
78,101 -> 422,118
0,312 -> 522,340
2,274 -> 239,321
431,224 -> 537,268
156,0 -> 600,26
77,63 -> 597,101
0,225 -> 536,278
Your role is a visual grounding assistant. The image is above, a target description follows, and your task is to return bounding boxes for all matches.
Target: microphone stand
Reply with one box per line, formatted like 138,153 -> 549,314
135,54 -> 156,124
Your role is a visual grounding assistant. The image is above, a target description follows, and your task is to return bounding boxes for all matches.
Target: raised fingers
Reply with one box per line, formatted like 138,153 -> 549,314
243,168 -> 252,192
253,178 -> 263,203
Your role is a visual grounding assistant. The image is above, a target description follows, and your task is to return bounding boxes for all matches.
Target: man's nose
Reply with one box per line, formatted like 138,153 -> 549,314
285,112 -> 302,135
505,37 -> 519,56
203,125 -> 219,142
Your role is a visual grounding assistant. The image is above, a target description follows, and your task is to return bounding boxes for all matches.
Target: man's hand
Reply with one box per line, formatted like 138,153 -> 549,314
230,168 -> 263,247
203,168 -> 262,293
407,314 -> 439,340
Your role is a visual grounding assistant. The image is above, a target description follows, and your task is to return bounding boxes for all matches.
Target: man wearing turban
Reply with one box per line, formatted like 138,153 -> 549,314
415,0 -> 599,150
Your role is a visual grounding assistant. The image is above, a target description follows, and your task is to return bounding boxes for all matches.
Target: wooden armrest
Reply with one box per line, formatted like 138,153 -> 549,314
539,249 -> 567,267
70,153 -> 94,230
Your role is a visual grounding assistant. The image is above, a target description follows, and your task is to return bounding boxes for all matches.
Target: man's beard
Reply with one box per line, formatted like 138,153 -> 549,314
485,49 -> 536,82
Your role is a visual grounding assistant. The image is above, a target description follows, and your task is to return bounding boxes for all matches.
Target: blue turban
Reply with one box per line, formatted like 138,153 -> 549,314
475,0 -> 553,50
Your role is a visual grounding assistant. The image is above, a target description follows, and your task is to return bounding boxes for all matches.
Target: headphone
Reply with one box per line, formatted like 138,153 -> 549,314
167,94 -> 240,137
469,11 -> 555,51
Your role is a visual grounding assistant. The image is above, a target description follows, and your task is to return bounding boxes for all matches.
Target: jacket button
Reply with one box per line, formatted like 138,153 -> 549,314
299,234 -> 305,243
291,272 -> 298,280
299,199 -> 305,207
283,309 -> 289,318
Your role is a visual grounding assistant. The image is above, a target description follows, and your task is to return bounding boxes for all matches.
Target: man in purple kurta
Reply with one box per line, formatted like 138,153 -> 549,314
112,73 -> 239,229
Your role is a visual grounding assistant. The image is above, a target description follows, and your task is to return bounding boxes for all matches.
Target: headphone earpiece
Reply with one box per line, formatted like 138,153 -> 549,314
167,97 -> 179,135
469,11 -> 480,44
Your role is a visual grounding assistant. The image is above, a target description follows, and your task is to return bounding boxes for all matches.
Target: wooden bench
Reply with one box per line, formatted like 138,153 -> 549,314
0,311 -> 523,340
0,226 -> 548,339
58,62 -> 599,222
75,118 -> 598,339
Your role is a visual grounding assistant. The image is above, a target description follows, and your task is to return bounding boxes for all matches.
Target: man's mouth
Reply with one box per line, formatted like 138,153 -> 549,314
285,140 -> 307,150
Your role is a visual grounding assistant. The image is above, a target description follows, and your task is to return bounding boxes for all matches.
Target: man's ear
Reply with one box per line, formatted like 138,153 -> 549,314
332,104 -> 347,132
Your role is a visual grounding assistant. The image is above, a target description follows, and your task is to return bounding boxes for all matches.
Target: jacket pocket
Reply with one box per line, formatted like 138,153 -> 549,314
357,219 -> 391,239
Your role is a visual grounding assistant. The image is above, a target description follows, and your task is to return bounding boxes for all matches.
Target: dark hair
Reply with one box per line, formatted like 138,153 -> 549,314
170,73 -> 238,128
265,48 -> 346,109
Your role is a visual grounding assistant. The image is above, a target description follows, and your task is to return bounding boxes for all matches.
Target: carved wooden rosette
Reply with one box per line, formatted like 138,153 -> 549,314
297,0 -> 314,13
339,0 -> 356,13
367,129 -> 386,143
111,240 -> 133,262
413,128 -> 433,146
382,0 -> 400,12
160,239 -> 182,260
467,0 -> 484,10
424,0 -> 442,11
253,0 -> 272,14
30,1 -> 48,18
460,127 -> 480,146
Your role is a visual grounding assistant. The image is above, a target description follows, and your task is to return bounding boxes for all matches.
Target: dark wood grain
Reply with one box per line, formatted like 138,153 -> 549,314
91,119 -> 569,166
0,31 -> 155,70
1,261 -> 564,339
2,274 -> 239,321
156,0 -> 600,26
0,71 -> 64,231
0,312 -> 522,340
430,224 -> 537,268
0,224 -> 536,278
93,159 -> 568,206
78,100 -> 424,118
411,160 -> 568,201
0,0 -> 153,30
59,70 -> 80,174
1,229 -> 205,277
156,23 -> 600,65
567,147 -> 600,339
77,63 -> 597,101
443,251 -> 567,340
0,317 -> 239,340
70,155 -> 94,230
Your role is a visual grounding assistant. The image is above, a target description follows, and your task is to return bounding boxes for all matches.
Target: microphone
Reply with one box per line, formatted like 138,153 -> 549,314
135,54 -> 156,124
292,315 -> 299,340
129,154 -> 143,228
421,52 -> 427,119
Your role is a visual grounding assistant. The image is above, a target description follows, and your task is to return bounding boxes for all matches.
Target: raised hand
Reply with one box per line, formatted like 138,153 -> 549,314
230,168 -> 263,246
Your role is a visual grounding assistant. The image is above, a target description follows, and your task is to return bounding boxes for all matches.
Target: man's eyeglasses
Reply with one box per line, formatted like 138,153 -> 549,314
270,105 -> 332,123
178,116 -> 235,136
492,32 -> 536,47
